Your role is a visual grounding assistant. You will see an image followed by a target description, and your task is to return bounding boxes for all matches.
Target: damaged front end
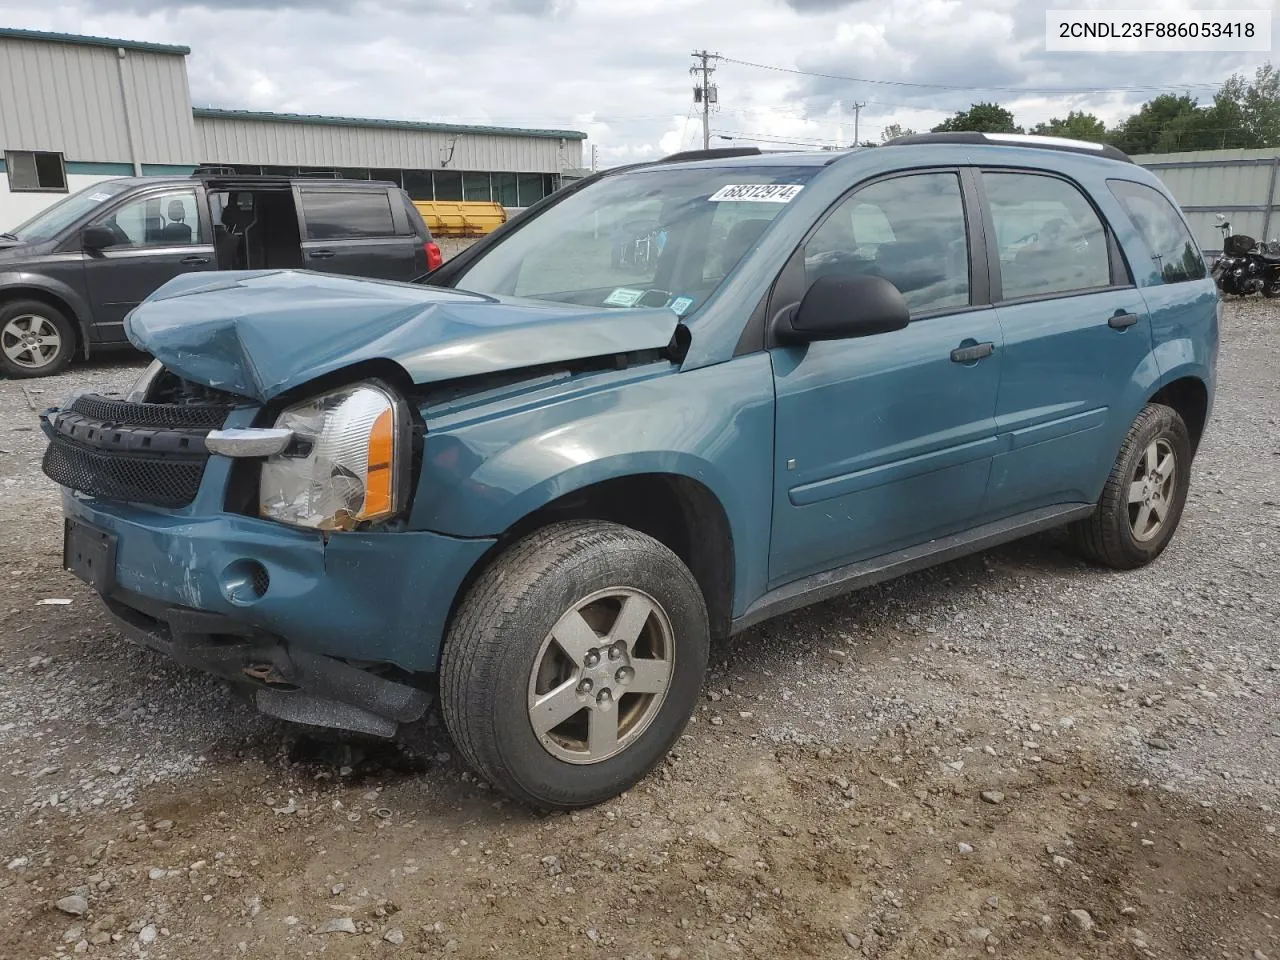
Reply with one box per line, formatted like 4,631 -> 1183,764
39,362 -> 472,739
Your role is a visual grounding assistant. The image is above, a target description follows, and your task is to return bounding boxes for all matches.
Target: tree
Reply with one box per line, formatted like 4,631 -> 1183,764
1030,111 -> 1107,142
1239,62 -> 1280,146
1106,94 -> 1200,154
879,123 -> 917,143
931,102 -> 1022,134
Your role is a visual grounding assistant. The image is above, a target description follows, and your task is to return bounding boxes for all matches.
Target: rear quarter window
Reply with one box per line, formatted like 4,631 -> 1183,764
1107,179 -> 1206,283
400,191 -> 432,240
301,190 -> 396,240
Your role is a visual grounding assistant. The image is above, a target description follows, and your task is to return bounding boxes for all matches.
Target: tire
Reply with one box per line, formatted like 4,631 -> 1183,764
0,299 -> 76,378
439,520 -> 709,810
1069,403 -> 1192,570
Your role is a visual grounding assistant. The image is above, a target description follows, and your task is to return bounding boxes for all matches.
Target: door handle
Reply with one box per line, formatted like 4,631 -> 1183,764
308,250 -> 335,260
1109,312 -> 1140,329
950,341 -> 995,363
180,255 -> 210,265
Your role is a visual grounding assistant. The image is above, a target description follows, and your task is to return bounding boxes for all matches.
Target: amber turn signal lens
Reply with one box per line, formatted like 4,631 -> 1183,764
359,406 -> 396,521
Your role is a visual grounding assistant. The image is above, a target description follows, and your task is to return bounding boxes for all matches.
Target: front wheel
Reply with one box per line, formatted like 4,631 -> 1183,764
1069,403 -> 1192,569
439,521 -> 709,809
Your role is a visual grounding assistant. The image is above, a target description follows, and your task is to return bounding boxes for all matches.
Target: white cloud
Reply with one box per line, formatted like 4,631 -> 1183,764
0,0 -> 1272,164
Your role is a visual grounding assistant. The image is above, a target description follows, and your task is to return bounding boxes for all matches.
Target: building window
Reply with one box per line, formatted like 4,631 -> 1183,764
434,170 -> 464,202
517,173 -> 546,207
371,168 -> 402,187
463,172 -> 492,202
493,172 -> 519,207
5,150 -> 68,192
403,170 -> 433,201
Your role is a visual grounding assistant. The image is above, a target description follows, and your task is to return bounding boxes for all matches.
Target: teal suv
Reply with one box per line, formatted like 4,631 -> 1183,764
41,133 -> 1218,809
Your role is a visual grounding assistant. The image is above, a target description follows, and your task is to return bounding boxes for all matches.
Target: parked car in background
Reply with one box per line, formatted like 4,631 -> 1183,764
41,133 -> 1217,810
0,170 -> 441,377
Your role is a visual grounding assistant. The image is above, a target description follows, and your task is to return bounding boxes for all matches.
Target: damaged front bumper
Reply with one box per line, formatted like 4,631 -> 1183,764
62,492 -> 495,737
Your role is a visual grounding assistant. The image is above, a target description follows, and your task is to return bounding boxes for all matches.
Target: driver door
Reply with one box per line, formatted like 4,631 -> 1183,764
768,169 -> 1004,586
81,186 -> 216,344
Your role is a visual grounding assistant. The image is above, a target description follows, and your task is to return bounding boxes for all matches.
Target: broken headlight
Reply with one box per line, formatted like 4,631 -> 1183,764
259,381 -> 407,531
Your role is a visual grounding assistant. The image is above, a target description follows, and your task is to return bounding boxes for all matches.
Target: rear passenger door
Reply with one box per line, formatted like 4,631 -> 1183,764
296,187 -> 418,281
979,169 -> 1154,517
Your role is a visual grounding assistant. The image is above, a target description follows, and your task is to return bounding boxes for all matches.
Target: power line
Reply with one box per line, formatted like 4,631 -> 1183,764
713,129 -> 839,147
718,55 -> 1224,94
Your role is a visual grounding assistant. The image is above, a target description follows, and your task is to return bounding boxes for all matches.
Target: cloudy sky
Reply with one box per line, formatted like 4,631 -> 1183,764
0,0 -> 1274,165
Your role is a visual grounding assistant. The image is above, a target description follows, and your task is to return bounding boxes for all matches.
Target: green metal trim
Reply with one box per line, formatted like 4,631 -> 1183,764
0,27 -> 189,56
65,161 -> 134,175
192,107 -> 587,141
140,163 -> 198,176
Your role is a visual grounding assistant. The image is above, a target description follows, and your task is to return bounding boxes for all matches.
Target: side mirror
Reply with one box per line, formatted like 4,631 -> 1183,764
81,225 -> 116,250
776,274 -> 910,345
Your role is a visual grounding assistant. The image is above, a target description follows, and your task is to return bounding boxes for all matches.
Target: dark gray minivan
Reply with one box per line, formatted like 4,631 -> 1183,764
0,171 -> 441,378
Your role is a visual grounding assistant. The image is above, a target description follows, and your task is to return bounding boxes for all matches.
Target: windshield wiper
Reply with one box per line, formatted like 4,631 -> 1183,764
0,232 -> 18,240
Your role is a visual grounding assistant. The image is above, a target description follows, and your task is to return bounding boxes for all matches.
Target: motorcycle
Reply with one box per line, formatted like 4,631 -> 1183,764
1211,214 -> 1280,297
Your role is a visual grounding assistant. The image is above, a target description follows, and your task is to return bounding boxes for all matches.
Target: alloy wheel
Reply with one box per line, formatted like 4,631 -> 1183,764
1,314 -> 63,370
526,587 -> 674,765
1128,437 -> 1176,542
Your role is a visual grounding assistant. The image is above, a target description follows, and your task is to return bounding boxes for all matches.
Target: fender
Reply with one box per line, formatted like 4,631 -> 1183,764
0,271 -> 94,359
411,353 -> 778,618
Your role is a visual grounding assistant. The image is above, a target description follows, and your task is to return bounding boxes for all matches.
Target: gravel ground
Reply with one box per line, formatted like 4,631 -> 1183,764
0,296 -> 1276,960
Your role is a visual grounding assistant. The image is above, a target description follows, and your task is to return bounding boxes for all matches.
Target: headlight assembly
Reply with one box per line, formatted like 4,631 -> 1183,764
258,381 -> 408,531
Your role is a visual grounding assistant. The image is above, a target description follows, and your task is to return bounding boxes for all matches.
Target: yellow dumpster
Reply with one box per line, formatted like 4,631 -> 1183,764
412,200 -> 508,237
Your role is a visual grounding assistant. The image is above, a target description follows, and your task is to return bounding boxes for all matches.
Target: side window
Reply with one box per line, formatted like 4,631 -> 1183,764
983,172 -> 1111,300
804,172 -> 970,314
1108,179 -> 1206,283
94,189 -> 201,247
301,190 -> 395,240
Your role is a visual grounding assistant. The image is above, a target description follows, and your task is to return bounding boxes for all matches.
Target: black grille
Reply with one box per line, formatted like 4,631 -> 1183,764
43,438 -> 207,508
42,390 -> 231,508
70,395 -> 232,430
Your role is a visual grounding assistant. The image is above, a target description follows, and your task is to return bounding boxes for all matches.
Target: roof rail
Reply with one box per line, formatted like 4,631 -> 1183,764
884,131 -> 1134,164
192,164 -> 238,177
658,147 -> 763,164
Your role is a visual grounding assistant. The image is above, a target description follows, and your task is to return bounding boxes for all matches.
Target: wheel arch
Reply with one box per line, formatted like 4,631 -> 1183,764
440,472 -> 736,667
0,279 -> 93,360
1147,373 -> 1209,455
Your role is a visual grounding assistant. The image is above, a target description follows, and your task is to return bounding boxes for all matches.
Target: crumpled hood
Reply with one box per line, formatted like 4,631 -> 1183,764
125,270 -> 681,402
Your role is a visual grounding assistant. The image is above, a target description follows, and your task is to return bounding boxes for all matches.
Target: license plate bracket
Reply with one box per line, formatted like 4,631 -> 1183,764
63,518 -> 117,594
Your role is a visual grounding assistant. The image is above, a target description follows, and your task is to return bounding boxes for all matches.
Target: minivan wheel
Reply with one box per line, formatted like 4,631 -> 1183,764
439,521 -> 709,810
0,300 -> 75,378
1069,403 -> 1192,570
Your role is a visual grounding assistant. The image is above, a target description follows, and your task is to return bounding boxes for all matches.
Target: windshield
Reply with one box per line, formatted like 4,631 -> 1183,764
7,180 -> 133,242
452,164 -> 818,316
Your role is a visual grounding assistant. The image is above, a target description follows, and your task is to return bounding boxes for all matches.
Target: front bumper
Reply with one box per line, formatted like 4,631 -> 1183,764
103,586 -> 430,737
63,492 -> 496,724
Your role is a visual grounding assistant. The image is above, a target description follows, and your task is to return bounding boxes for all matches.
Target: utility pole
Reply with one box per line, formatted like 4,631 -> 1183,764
851,102 -> 866,147
690,50 -> 720,150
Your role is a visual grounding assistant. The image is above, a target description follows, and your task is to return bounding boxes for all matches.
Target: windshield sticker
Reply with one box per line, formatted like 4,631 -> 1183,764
669,296 -> 695,316
87,192 -> 113,202
708,183 -> 804,203
603,287 -> 645,307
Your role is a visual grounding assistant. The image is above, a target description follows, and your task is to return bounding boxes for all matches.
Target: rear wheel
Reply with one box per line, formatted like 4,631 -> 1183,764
439,521 -> 709,810
1069,403 -> 1192,569
0,299 -> 75,378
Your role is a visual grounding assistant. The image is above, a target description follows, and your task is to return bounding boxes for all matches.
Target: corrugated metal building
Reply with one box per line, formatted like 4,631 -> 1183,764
1133,148 -> 1280,253
0,27 -> 584,228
